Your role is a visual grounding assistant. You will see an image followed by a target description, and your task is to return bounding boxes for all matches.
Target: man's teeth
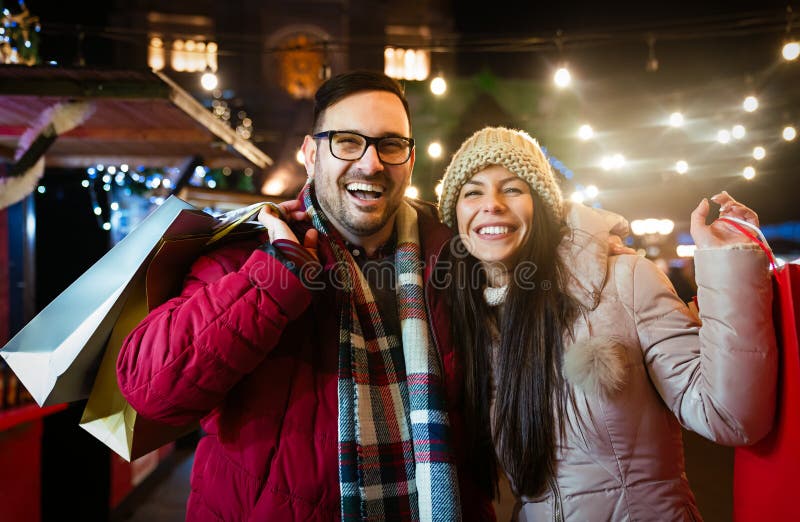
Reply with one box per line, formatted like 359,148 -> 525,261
346,182 -> 384,194
478,226 -> 510,235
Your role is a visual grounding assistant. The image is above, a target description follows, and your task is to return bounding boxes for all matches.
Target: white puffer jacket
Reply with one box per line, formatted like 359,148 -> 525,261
512,203 -> 777,521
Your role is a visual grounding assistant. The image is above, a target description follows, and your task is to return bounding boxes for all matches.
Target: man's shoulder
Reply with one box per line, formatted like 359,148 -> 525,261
408,198 -> 448,232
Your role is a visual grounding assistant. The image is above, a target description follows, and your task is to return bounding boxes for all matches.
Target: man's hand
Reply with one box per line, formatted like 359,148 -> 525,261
258,205 -> 319,259
690,190 -> 759,249
277,199 -> 309,222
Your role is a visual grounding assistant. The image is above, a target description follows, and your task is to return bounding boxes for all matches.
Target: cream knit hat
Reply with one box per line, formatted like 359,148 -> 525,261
437,126 -> 565,228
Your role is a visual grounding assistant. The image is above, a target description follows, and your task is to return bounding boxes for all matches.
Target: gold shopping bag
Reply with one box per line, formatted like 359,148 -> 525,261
79,202 -> 266,461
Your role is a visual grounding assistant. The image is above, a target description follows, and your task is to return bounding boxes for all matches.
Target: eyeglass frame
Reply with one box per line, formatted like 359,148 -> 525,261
312,130 -> 415,165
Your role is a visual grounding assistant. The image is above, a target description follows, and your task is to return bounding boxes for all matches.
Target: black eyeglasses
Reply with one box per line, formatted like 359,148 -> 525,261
312,130 -> 415,165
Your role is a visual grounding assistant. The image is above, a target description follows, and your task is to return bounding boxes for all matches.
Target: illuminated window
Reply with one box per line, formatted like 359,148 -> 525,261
148,36 -> 218,72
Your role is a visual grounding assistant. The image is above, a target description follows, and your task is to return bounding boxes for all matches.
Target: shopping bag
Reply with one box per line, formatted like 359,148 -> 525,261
722,218 -> 800,521
0,196 -> 195,406
79,202 -> 266,461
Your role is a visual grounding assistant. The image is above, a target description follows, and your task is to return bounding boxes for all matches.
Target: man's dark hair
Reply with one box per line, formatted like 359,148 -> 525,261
312,70 -> 411,133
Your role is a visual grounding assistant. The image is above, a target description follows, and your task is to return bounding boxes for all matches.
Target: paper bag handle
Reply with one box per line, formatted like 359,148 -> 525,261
206,202 -> 266,245
718,216 -> 779,274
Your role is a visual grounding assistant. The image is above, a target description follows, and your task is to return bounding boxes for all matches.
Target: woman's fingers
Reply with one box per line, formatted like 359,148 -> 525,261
709,191 -> 760,227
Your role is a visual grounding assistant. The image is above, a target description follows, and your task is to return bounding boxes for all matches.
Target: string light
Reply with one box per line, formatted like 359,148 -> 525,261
716,129 -> 731,144
430,75 -> 447,95
554,67 -> 571,88
201,66 -> 218,90
296,149 -> 305,164
427,142 -> 443,158
675,160 -> 689,174
742,96 -> 758,112
577,124 -> 594,140
669,112 -> 684,127
742,166 -> 756,180
731,124 -> 746,139
570,191 -> 585,204
434,182 -> 443,198
753,146 -> 766,160
783,41 -> 800,61
585,185 -> 599,199
783,126 -> 797,141
405,186 -> 419,199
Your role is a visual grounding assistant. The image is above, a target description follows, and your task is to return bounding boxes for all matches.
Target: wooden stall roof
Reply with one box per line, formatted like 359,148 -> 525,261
0,65 -> 272,170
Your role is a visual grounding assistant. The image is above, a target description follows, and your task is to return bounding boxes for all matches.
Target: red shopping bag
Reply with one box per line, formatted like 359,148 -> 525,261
724,219 -> 800,521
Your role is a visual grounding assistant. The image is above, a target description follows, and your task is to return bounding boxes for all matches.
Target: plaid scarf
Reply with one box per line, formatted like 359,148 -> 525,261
301,184 -> 461,521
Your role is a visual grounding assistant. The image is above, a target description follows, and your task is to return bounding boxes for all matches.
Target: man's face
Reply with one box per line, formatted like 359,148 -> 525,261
302,90 -> 414,244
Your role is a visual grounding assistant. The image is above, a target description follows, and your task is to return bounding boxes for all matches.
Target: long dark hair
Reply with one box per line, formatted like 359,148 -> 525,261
446,191 -> 578,498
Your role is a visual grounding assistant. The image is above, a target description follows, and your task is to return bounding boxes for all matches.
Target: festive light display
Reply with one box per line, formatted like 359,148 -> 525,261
1,0 -> 40,65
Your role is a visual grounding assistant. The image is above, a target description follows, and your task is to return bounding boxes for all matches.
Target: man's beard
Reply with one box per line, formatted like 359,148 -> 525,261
317,183 -> 399,237
313,164 -> 401,238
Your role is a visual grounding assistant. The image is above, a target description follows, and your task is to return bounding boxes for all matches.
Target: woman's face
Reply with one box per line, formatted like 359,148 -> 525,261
456,165 -> 535,270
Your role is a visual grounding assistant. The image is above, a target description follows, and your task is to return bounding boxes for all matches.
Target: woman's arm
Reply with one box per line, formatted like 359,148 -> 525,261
633,194 -> 777,445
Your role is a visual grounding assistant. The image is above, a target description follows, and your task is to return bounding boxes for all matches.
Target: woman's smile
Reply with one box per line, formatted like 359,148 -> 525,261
456,165 -> 534,270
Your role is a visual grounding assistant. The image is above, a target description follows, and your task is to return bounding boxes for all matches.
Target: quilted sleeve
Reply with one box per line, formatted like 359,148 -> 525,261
117,245 -> 312,426
631,247 -> 777,445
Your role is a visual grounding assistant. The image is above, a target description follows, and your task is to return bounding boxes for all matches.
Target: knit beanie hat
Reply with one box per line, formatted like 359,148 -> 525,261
437,126 -> 565,228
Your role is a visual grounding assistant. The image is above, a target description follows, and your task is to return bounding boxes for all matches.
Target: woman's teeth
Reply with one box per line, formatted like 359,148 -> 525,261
478,226 -> 510,235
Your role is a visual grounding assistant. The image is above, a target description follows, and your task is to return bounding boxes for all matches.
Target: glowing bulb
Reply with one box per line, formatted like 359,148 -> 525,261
93,206 -> 102,216
430,76 -> 447,95
578,124 -> 594,141
753,146 -> 766,160
102,222 -> 111,231
554,67 -> 572,88
669,112 -> 684,127
783,126 -> 797,141
427,142 -> 443,159
296,149 -> 305,164
716,129 -> 731,144
675,160 -> 689,174
81,180 -> 90,188
742,166 -> 756,180
643,218 -> 660,235
405,186 -> 419,199
110,202 -> 120,211
434,182 -> 444,198
600,156 -> 614,171
630,220 -> 646,236
676,245 -> 696,258
611,153 -> 625,169
201,70 -> 218,90
743,96 -> 758,112
570,191 -> 585,204
782,41 -> 800,61
731,124 -> 746,139
37,185 -> 46,194
658,219 -> 675,235
585,185 -> 599,199
207,179 -> 217,189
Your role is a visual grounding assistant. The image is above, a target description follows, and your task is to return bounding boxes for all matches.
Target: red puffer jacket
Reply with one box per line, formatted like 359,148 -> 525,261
117,201 -> 494,521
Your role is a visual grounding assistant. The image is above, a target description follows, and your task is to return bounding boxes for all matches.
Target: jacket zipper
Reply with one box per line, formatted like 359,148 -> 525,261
549,477 -> 564,522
